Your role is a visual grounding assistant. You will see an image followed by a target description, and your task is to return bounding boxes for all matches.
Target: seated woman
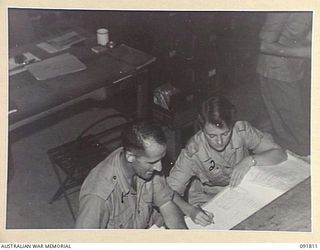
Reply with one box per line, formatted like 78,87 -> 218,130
167,95 -> 287,226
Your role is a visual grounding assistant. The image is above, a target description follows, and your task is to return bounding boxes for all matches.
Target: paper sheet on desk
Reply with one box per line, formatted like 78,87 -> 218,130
27,53 -> 86,80
185,151 -> 310,230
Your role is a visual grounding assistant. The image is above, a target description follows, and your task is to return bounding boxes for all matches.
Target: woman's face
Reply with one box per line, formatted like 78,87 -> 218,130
203,122 -> 233,152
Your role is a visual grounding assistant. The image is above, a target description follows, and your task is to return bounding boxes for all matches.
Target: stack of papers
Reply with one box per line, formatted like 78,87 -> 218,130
37,31 -> 86,54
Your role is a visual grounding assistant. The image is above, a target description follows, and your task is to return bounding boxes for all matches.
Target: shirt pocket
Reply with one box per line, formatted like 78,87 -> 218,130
200,159 -> 233,186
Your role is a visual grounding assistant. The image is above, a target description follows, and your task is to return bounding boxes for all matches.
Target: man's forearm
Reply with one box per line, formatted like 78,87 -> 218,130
260,41 -> 311,58
173,192 -> 198,218
159,201 -> 188,229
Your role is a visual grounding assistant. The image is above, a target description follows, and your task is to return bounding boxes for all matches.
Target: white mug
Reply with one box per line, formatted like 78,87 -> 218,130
97,28 -> 109,46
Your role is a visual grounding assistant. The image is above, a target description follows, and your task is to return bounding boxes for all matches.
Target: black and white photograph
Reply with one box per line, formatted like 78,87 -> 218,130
4,3 -> 316,241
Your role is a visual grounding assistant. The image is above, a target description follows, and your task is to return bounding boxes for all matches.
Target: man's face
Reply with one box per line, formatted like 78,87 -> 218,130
203,122 -> 233,152
131,139 -> 166,181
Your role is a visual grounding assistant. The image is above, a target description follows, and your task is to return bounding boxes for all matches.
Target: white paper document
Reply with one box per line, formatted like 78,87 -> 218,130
185,151 -> 310,230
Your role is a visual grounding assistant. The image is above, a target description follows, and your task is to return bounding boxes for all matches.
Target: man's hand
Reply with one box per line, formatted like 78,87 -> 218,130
189,206 -> 214,227
229,158 -> 252,188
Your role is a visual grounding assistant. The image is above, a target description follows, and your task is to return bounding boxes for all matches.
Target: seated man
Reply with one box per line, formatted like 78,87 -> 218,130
75,121 -> 187,229
167,95 -> 287,227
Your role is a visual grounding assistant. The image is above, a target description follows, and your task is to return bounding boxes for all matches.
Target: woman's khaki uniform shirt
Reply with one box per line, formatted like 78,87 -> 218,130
167,121 -> 268,205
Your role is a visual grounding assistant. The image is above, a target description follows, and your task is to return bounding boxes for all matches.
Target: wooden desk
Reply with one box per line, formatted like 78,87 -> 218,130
232,178 -> 311,231
9,29 -> 156,131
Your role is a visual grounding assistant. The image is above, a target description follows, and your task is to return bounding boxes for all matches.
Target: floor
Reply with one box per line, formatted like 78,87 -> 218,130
6,72 -> 310,230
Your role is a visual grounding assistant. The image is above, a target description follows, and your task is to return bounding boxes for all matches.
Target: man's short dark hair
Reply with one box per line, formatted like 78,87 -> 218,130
198,95 -> 236,129
122,121 -> 166,155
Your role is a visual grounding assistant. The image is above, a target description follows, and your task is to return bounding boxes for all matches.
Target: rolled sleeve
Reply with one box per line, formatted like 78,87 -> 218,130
167,149 -> 196,196
152,174 -> 174,208
240,122 -> 264,151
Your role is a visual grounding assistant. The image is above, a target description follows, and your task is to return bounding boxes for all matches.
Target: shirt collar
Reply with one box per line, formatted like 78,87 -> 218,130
114,147 -> 146,195
114,147 -> 132,194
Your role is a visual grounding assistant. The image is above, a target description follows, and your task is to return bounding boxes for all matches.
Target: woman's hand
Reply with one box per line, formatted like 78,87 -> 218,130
229,157 -> 252,188
189,206 -> 214,226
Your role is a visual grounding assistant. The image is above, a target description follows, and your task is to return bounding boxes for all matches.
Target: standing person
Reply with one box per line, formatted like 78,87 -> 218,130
75,121 -> 187,229
167,96 -> 287,226
257,12 -> 312,156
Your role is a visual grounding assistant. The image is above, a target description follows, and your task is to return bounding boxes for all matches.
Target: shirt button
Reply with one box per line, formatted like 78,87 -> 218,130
113,176 -> 117,180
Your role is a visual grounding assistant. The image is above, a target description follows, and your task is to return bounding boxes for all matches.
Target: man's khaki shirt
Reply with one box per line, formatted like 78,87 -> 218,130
75,147 -> 174,229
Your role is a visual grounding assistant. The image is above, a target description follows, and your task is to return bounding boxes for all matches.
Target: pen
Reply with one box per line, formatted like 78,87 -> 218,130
198,206 -> 215,224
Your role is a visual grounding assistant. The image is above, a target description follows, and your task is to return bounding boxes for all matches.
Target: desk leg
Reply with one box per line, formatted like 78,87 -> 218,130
136,70 -> 151,120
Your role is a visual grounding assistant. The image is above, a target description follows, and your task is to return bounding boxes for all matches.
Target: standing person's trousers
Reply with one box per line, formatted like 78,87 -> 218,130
259,76 -> 310,156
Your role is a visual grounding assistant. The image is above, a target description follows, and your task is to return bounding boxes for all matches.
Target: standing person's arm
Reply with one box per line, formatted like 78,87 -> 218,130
260,42 -> 311,58
259,13 -> 311,58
